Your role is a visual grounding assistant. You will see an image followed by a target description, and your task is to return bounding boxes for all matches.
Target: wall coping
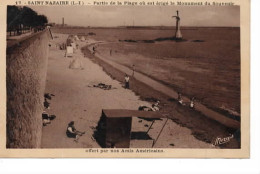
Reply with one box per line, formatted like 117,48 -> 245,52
7,29 -> 51,53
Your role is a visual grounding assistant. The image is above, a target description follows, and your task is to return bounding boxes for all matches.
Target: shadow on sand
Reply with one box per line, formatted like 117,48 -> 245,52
130,132 -> 153,140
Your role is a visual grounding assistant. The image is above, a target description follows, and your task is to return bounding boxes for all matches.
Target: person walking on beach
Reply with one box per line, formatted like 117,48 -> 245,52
124,74 -> 130,89
132,64 -> 135,77
190,97 -> 195,109
66,121 -> 85,142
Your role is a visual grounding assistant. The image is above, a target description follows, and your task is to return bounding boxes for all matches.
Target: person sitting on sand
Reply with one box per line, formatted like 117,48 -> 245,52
42,111 -> 56,126
44,93 -> 54,100
66,121 -> 85,142
124,74 -> 130,89
93,83 -> 112,90
44,98 -> 50,109
151,100 -> 160,111
178,92 -> 183,105
44,93 -> 55,109
138,105 -> 153,111
138,101 -> 160,112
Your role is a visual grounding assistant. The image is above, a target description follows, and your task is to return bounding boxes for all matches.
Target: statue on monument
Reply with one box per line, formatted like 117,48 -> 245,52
172,10 -> 182,40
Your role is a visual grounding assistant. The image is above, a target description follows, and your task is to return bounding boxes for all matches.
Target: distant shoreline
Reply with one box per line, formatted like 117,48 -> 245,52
52,26 -> 240,30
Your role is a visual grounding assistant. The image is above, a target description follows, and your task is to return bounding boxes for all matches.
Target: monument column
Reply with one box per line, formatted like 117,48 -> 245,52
173,10 -> 182,39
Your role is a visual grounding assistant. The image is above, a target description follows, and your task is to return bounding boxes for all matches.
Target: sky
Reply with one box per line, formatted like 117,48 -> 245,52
30,5 -> 240,27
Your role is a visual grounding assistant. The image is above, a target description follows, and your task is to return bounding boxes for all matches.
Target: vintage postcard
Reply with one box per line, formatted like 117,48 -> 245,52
0,0 -> 250,158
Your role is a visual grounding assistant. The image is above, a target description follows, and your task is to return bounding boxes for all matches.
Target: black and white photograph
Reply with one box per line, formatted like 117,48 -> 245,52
1,0 -> 250,158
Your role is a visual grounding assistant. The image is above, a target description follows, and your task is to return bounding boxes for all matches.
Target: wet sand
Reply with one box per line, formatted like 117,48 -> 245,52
81,39 -> 240,149
85,39 -> 239,129
53,27 -> 240,115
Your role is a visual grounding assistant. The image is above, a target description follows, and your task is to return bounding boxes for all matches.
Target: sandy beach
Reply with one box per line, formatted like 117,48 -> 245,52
41,33 -> 215,148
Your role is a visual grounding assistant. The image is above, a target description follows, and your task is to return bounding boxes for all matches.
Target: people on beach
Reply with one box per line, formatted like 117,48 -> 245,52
178,92 -> 183,105
44,93 -> 54,100
138,100 -> 160,112
151,100 -> 160,111
44,93 -> 55,109
190,97 -> 195,109
124,74 -> 130,89
138,105 -> 152,111
42,111 -> 56,126
93,83 -> 112,90
132,64 -> 135,77
44,98 -> 50,109
92,46 -> 96,55
66,121 -> 85,142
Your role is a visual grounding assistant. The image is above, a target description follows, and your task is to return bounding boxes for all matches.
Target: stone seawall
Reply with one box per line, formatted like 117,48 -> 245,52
6,30 -> 51,148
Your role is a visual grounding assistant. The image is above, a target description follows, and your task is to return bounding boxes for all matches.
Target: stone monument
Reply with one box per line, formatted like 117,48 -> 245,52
172,10 -> 182,40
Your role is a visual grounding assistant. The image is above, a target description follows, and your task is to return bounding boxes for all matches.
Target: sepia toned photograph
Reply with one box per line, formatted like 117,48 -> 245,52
1,0 -> 250,157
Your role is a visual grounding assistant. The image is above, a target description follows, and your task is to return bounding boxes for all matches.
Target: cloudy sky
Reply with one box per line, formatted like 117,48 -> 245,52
30,5 -> 240,27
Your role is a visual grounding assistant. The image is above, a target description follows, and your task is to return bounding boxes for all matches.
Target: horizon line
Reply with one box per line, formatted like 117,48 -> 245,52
52,25 -> 240,28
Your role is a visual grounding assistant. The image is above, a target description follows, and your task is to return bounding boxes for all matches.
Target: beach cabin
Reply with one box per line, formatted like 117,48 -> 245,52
94,109 -> 165,148
65,46 -> 73,57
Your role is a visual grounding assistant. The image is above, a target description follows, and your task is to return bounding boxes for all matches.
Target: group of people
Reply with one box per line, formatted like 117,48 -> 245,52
93,83 -> 112,90
125,65 -> 196,110
138,93 -> 195,112
42,111 -> 56,126
42,93 -> 85,142
138,100 -> 161,112
42,93 -> 56,126
178,92 -> 195,109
